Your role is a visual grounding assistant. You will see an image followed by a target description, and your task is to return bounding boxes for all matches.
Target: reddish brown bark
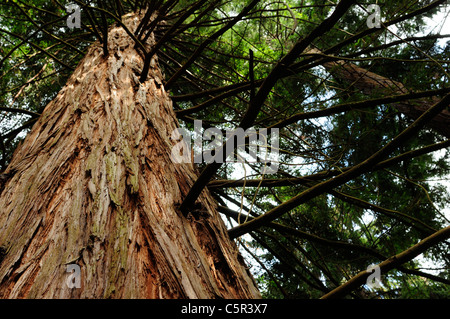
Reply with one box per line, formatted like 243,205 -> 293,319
0,13 -> 260,299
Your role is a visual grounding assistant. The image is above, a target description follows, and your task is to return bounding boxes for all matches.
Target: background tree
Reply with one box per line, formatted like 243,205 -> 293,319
0,0 -> 449,299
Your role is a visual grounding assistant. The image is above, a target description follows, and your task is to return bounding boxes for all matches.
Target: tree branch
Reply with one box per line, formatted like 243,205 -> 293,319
268,87 -> 450,130
165,0 -> 261,90
220,205 -> 450,287
178,0 -> 354,215
208,139 -> 450,188
320,225 -> 450,299
227,93 -> 450,239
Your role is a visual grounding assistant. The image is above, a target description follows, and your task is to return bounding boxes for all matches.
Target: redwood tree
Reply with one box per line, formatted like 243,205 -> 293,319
0,0 -> 449,299
0,3 -> 260,299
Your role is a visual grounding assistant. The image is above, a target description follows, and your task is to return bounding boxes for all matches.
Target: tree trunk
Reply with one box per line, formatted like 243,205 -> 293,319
308,48 -> 450,138
0,13 -> 260,299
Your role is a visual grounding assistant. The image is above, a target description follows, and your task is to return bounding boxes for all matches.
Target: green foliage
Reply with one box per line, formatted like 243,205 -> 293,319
1,0 -> 449,299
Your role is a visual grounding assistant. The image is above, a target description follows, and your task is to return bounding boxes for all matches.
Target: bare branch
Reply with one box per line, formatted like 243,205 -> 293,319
228,94 -> 450,239
321,225 -> 450,299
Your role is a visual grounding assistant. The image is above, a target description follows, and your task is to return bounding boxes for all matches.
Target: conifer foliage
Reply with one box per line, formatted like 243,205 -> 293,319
0,0 -> 449,298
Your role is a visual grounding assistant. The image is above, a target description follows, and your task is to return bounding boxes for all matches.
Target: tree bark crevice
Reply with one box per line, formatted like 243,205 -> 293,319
0,13 -> 260,299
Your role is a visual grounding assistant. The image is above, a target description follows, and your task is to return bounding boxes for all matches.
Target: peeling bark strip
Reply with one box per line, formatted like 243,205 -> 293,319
0,13 -> 260,299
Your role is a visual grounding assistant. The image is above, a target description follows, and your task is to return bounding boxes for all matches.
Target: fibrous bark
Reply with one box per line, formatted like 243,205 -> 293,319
0,13 -> 260,299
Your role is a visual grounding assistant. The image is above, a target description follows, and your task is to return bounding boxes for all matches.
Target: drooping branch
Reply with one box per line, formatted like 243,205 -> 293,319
238,235 -> 290,297
250,230 -> 329,293
328,189 -> 437,235
320,225 -> 450,299
268,87 -> 450,130
227,93 -> 450,239
98,0 -> 110,56
11,2 -> 85,56
220,206 -> 384,258
322,0 -> 448,57
164,0 -> 261,90
72,1 -> 148,53
217,172 -> 439,237
139,0 -> 209,82
307,46 -> 450,138
174,82 -> 256,116
208,138 -> 450,188
346,34 -> 450,60
0,28 -> 75,71
179,0 -> 355,214
220,205 -> 450,286
0,107 -> 41,118
239,0 -> 355,130
285,0 -> 448,82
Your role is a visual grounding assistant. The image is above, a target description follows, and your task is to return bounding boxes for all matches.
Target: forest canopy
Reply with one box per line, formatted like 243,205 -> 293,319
0,0 -> 449,299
